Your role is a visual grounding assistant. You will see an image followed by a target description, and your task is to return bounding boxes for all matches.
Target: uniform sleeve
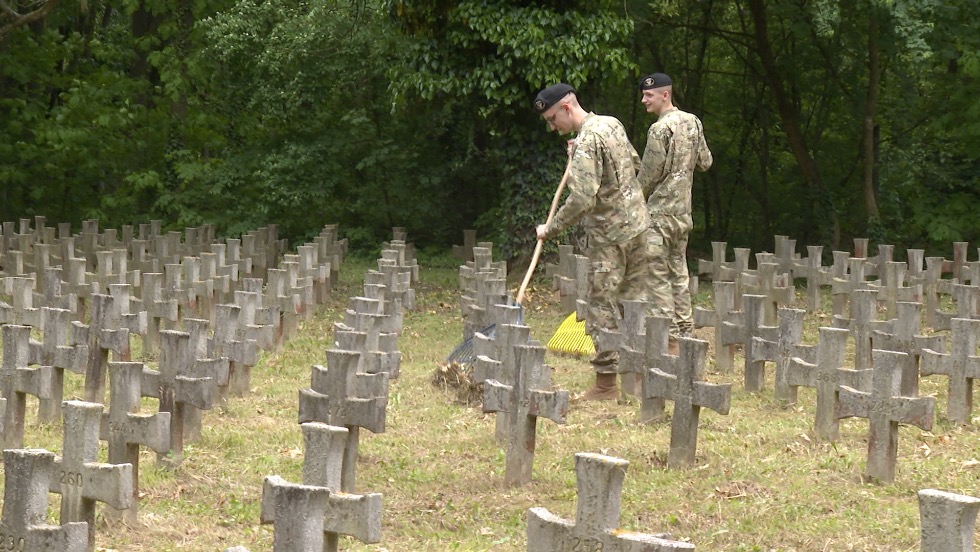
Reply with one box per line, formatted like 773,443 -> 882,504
545,134 -> 601,238
637,125 -> 668,198
696,119 -> 713,172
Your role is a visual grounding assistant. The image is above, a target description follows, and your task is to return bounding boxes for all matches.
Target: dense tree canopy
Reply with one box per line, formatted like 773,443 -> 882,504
1,0 -> 978,259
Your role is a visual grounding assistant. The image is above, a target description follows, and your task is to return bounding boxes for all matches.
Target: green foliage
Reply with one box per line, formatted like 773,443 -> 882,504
1,0 -> 978,257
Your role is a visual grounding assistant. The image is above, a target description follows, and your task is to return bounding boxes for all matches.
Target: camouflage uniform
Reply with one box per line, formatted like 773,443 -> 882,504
542,113 -> 658,374
637,107 -> 713,337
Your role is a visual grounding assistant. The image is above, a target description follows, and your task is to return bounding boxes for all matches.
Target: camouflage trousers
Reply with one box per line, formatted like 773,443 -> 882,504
584,227 -> 660,374
648,213 -> 693,338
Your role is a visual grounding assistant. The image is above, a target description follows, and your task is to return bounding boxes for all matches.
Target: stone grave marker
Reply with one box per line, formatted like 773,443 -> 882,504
742,258 -> 795,326
340,296 -> 400,378
645,337 -> 731,468
298,349 -> 388,491
80,293 -> 131,404
260,476 -> 331,551
483,343 -> 569,486
831,288 -> 881,372
51,401 -> 133,551
942,241 -> 971,283
29,307 -> 87,423
100,361 -> 171,523
142,330 -> 216,466
870,261 -> 921,320
1,324 -> 53,449
697,241 -> 735,283
0,448 -> 88,552
183,317 -> 230,439
209,303 -> 258,400
640,315 -> 674,424
138,272 -> 179,358
920,317 -> 980,425
452,229 -> 478,263
472,307 -> 529,444
299,422 -> 382,550
837,349 -> 935,482
786,326 -> 870,441
934,283 -> 980,331
0,276 -> 41,327
527,452 -> 694,551
793,245 -> 830,312
691,281 -> 735,373
749,307 -> 815,400
718,294 -> 769,383
773,234 -> 800,279
831,256 -> 871,319
917,488 -> 980,552
870,301 -> 944,396
597,300 -> 653,396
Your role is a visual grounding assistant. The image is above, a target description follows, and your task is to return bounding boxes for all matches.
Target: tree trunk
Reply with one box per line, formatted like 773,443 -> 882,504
862,15 -> 881,222
746,0 -> 835,245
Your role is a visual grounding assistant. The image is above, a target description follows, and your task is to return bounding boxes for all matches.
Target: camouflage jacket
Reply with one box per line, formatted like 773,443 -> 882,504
637,107 -> 713,216
544,113 -> 649,247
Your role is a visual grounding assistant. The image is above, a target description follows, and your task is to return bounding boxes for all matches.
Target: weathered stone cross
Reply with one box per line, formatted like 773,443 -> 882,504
483,343 -> 569,486
645,337 -> 731,468
837,349 -> 935,482
527,452 -> 695,550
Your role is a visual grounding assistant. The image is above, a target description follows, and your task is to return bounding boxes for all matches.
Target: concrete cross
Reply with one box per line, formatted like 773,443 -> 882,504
831,288 -> 882,371
870,261 -> 921,320
597,300 -> 653,396
917,488 -> 979,552
527,453 -> 694,551
209,303 -> 258,399
693,281 -> 737,372
50,401 -> 133,550
29,307 -> 86,423
483,343 -> 569,486
298,422 -> 382,551
831,256 -> 871,319
697,240 -> 735,283
741,259 -> 795,326
80,293 -> 131,404
142,330 -> 216,466
640,315 -> 673,424
786,326 -> 870,441
298,349 -> 388,492
718,294 -> 770,382
1,325 -> 53,449
139,272 -> 179,359
0,448 -> 88,552
749,307 -> 815,400
837,349 -> 935,482
645,337 -> 731,468
792,245 -> 831,313
934,283 -> 980,332
100,361 -> 171,523
870,301 -> 944,397
920,317 -> 980,425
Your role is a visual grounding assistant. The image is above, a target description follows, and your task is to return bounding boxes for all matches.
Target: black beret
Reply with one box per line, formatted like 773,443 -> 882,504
533,83 -> 576,113
639,73 -> 672,90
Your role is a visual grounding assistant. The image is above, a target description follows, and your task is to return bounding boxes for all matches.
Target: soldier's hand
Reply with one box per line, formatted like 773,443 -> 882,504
536,224 -> 548,240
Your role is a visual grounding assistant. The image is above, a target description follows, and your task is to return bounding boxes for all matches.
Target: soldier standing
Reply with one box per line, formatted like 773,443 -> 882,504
636,73 -> 713,354
533,83 -> 658,401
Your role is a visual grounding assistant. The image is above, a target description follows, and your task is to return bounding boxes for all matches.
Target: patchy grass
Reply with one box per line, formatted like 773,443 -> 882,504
5,256 -> 979,551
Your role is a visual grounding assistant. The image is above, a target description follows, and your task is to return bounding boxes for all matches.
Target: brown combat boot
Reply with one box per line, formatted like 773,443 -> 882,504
579,372 -> 619,401
668,338 -> 680,356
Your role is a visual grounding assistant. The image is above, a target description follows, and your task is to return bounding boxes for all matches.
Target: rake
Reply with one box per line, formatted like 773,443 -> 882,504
546,311 -> 595,357
446,159 -> 572,366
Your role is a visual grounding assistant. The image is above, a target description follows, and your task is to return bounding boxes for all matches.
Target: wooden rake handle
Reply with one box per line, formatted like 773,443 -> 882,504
516,158 -> 573,305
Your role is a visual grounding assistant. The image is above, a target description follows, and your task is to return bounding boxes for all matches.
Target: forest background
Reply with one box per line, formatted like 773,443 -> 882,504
2,0 -> 978,263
